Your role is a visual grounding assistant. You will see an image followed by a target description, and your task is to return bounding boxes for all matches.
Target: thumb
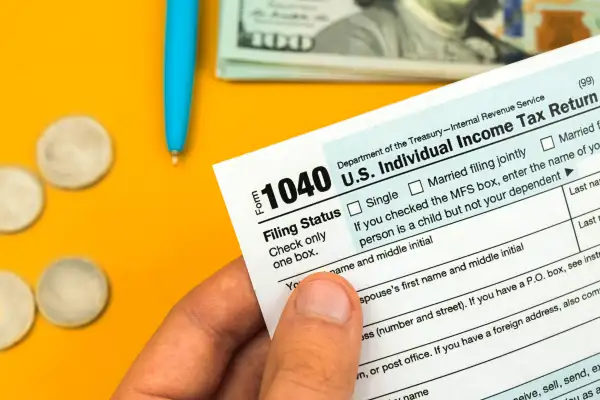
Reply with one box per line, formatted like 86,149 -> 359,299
260,273 -> 363,400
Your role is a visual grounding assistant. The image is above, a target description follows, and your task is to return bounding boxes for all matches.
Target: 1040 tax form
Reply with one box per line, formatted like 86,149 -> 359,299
215,36 -> 600,400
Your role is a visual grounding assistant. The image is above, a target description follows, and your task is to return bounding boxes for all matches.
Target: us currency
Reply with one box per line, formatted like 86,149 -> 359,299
217,0 -> 600,81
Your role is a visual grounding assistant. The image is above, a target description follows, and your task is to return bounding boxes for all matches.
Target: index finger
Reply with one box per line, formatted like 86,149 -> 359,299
112,257 -> 264,400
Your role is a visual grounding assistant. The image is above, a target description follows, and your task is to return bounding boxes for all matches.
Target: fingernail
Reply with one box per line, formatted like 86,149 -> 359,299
296,280 -> 351,325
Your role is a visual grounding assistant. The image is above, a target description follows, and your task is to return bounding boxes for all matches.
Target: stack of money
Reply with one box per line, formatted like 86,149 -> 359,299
217,0 -> 600,81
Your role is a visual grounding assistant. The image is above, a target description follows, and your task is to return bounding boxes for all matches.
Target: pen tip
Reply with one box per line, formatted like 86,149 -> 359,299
170,151 -> 180,166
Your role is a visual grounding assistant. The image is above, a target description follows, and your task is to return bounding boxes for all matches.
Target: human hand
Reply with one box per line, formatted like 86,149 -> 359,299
112,257 -> 363,400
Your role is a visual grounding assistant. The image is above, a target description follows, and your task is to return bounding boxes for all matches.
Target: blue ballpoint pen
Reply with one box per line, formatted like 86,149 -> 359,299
165,0 -> 199,165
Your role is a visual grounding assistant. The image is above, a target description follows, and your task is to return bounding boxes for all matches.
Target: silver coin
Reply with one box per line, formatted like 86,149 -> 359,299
0,271 -> 36,351
37,116 -> 113,189
0,166 -> 45,234
36,258 -> 109,328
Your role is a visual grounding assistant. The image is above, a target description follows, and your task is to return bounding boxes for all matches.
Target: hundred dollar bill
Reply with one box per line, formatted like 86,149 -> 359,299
217,0 -> 600,81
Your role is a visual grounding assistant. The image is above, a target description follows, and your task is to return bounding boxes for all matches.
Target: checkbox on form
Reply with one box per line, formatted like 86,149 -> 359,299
541,136 -> 555,151
347,201 -> 363,216
409,180 -> 424,196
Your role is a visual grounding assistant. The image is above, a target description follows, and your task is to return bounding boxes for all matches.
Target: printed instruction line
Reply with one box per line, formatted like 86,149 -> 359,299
259,104 -> 600,225
277,169 -> 600,284
278,184 -> 561,283
482,350 -> 600,399
359,269 -> 600,367
362,234 -> 590,330
367,314 -> 600,400
549,377 -> 600,400
358,219 -> 570,295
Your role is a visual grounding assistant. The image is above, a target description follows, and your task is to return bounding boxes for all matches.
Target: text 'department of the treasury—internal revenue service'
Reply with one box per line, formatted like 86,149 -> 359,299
215,36 -> 600,400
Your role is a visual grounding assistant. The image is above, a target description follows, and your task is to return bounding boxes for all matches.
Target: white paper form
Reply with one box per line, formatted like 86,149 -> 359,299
214,37 -> 600,400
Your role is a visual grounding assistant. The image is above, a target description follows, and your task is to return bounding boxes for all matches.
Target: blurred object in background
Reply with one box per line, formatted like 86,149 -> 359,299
480,0 -> 599,53
537,8 -> 590,51
504,0 -> 525,38
217,0 -> 600,81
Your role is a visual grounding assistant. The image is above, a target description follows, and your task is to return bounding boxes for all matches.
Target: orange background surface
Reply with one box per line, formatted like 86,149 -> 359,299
0,1 -> 441,398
